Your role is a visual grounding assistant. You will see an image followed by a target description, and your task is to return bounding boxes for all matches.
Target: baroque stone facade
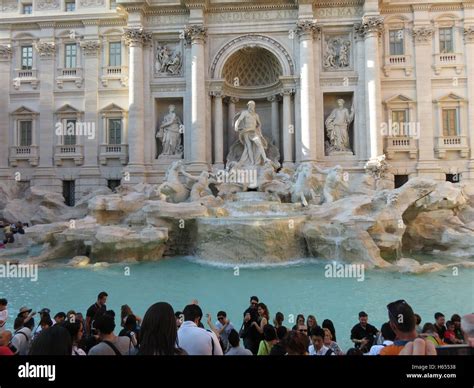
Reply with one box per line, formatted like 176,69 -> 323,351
0,0 -> 473,201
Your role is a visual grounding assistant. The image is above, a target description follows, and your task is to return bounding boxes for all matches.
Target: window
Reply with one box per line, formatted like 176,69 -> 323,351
19,120 -> 32,146
65,1 -> 75,11
391,110 -> 408,136
64,43 -> 77,68
64,119 -> 77,145
394,175 -> 409,188
107,179 -> 121,193
108,119 -> 122,144
21,46 -> 33,70
439,28 -> 453,53
442,109 -> 458,136
23,4 -> 32,14
389,29 -> 404,55
109,42 -> 121,66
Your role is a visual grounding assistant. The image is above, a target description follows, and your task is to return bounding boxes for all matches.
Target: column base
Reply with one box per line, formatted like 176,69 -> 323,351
77,167 -> 106,197
32,167 -> 62,194
121,164 -> 147,186
416,161 -> 443,181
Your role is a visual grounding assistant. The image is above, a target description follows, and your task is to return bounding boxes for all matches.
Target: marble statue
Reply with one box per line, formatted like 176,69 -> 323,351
291,162 -> 320,207
189,171 -> 215,202
156,105 -> 183,158
325,98 -> 354,154
313,165 -> 348,204
155,45 -> 182,75
156,160 -> 197,203
233,100 -> 271,167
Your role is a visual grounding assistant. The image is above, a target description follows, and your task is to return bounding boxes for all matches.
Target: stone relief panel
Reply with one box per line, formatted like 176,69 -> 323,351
1,0 -> 18,12
323,34 -> 352,71
154,41 -> 183,77
36,0 -> 60,10
79,0 -> 105,7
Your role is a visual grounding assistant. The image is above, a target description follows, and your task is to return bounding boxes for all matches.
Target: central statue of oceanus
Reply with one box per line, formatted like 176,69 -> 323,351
226,100 -> 280,168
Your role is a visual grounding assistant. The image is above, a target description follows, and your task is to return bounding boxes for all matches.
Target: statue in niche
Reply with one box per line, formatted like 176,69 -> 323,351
323,37 -> 351,70
156,105 -> 183,158
155,44 -> 182,76
325,98 -> 354,154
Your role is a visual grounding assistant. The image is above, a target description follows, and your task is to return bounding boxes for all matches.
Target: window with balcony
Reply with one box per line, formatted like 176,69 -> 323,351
391,110 -> 408,136
65,1 -> 75,11
63,119 -> 77,145
21,46 -> 33,70
109,42 -> 121,66
108,118 -> 122,144
389,29 -> 404,55
19,120 -> 32,146
439,28 -> 453,53
23,4 -> 32,14
100,104 -> 128,165
442,109 -> 458,137
9,107 -> 38,167
65,43 -> 77,69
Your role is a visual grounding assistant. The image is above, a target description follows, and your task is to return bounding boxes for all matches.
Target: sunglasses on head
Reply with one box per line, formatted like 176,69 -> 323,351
387,299 -> 407,318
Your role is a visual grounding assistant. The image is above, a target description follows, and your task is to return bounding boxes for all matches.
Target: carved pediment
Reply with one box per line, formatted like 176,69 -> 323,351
383,94 -> 414,105
100,103 -> 126,113
433,93 -> 465,103
10,106 -> 39,116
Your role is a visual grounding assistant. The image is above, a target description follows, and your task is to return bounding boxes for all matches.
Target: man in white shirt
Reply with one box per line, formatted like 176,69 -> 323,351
11,317 -> 33,355
178,304 -> 223,356
309,326 -> 335,356
0,299 -> 8,333
367,322 -> 396,356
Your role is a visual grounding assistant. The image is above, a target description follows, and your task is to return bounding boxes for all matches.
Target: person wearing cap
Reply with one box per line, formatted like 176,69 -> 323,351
17,306 -> 35,327
380,299 -> 436,355
33,308 -> 51,338
0,299 -> 8,333
350,311 -> 378,353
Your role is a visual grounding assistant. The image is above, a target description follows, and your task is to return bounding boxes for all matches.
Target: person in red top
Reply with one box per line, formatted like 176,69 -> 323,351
0,330 -> 14,356
444,321 -> 463,344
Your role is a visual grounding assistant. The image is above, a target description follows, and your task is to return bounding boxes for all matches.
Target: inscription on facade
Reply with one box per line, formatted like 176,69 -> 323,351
314,7 -> 362,19
208,10 -> 298,24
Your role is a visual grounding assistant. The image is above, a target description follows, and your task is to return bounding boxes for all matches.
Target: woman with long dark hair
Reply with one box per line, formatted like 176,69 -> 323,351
252,303 -> 269,335
322,319 -> 337,342
138,302 -> 186,355
29,325 -> 72,355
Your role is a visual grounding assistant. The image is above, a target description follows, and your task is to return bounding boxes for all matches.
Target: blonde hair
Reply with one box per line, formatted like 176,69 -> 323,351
323,328 -> 333,340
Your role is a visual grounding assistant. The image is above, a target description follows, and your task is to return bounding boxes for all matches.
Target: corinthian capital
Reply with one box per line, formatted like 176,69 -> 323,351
412,26 -> 434,44
184,24 -> 207,45
464,26 -> 474,43
123,28 -> 152,47
360,16 -> 384,36
296,20 -> 320,39
80,40 -> 101,55
0,44 -> 12,60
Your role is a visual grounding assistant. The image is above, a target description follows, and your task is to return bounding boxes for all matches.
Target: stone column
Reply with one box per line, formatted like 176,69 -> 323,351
185,24 -> 208,169
412,26 -> 437,177
354,24 -> 366,163
268,95 -> 280,146
0,45 -> 11,174
361,16 -> 384,161
123,28 -> 151,182
79,37 -> 102,194
281,88 -> 295,165
227,97 -> 239,146
296,20 -> 318,162
33,40 -> 59,192
465,27 -> 474,179
211,90 -> 224,167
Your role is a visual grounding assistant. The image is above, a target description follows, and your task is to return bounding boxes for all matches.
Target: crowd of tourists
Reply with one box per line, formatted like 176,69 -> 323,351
0,221 -> 27,248
0,294 -> 472,356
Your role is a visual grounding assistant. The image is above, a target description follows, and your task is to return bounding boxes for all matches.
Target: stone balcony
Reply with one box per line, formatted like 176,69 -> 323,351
384,136 -> 418,159
100,66 -> 128,87
9,145 -> 39,167
54,144 -> 84,166
433,53 -> 463,75
56,67 -> 83,88
435,136 -> 469,159
13,68 -> 39,89
99,144 -> 128,165
383,55 -> 413,76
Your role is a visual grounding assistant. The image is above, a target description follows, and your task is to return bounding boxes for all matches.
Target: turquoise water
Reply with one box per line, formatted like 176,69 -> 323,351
2,257 -> 473,351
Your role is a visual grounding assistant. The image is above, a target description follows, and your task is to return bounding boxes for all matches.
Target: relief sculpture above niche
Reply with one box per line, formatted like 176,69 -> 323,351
154,41 -> 183,77
323,35 -> 351,70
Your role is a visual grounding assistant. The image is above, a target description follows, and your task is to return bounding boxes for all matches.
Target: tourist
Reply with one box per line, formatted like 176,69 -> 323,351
211,311 -> 234,351
451,314 -> 464,343
284,330 -> 309,355
175,311 -> 183,329
292,314 -> 305,330
323,328 -> 343,355
85,291 -> 108,335
39,315 -> 53,331
0,298 -> 8,333
433,312 -> 446,339
119,314 -> 140,351
54,312 -> 66,325
306,315 -> 318,335
461,314 -> 474,348
350,311 -> 378,353
29,325 -> 72,355
257,324 -> 278,355
120,304 -> 142,328
309,326 -> 334,355
252,302 -> 269,335
322,319 -> 337,342
88,313 -> 132,356
11,316 -> 33,355
380,299 -> 436,356
367,322 -> 395,355
240,296 -> 261,354
2,223 -> 14,244
269,326 -> 288,355
177,304 -> 222,355
443,321 -> 463,344
33,308 -> 51,337
225,329 -> 252,355
17,306 -> 35,327
138,302 -> 186,355
421,323 -> 444,347
414,313 -> 422,335
62,319 -> 86,355
273,311 -> 284,328
0,330 -> 14,356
